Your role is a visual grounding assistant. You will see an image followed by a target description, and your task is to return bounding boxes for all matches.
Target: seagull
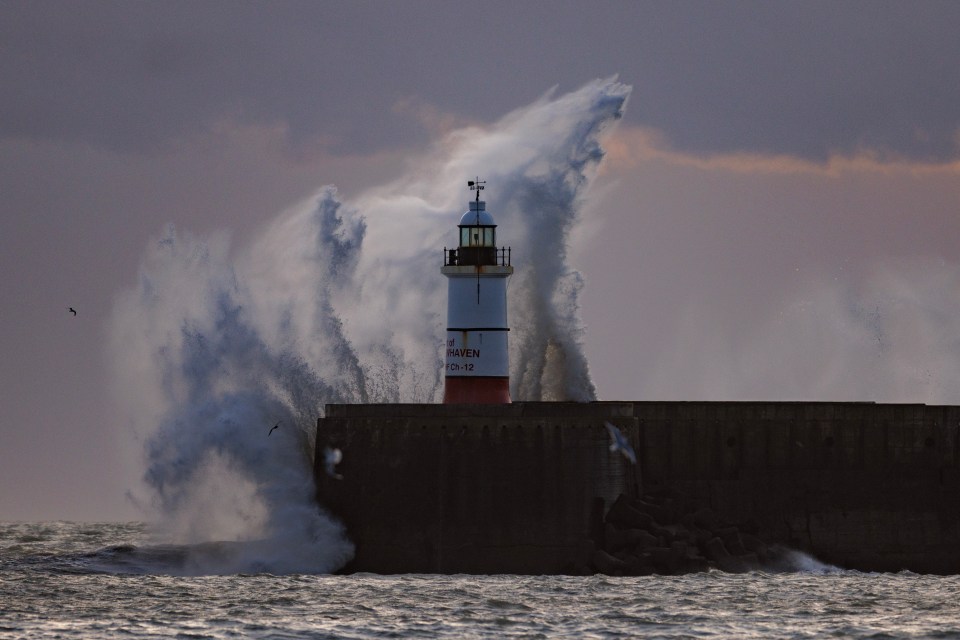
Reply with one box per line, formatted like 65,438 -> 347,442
323,446 -> 343,480
604,421 -> 637,465
268,422 -> 280,436
68,307 -> 77,316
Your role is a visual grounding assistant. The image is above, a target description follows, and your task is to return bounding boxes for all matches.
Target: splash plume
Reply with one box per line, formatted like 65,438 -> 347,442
109,78 -> 631,573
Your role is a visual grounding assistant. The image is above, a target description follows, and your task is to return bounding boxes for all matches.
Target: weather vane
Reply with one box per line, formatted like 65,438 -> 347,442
467,178 -> 485,202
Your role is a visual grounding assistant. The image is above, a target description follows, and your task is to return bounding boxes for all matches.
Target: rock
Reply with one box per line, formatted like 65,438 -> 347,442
691,526 -> 714,548
633,529 -> 660,550
605,524 -> 658,553
604,523 -> 629,552
648,546 -> 681,574
704,536 -> 731,563
646,487 -> 683,503
717,552 -> 759,574
670,541 -> 689,568
716,527 -> 747,556
606,495 -> 655,531
703,536 -> 761,573
659,498 -> 680,525
591,549 -> 627,576
741,533 -> 769,560
622,552 -> 656,576
663,524 -> 691,542
650,525 -> 673,544
600,491 -> 783,575
634,499 -> 670,524
692,507 -> 718,531
683,556 -> 711,573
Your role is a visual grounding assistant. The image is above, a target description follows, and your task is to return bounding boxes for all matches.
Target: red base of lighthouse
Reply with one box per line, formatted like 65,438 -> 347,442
443,377 -> 512,404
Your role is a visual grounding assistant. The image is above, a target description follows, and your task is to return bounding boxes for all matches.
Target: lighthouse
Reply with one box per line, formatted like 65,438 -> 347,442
441,180 -> 513,403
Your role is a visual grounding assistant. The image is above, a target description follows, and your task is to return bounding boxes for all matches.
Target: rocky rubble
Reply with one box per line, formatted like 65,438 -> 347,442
591,490 -> 784,576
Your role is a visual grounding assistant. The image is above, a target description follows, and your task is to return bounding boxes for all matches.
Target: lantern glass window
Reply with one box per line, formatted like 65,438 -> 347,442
460,226 -> 496,247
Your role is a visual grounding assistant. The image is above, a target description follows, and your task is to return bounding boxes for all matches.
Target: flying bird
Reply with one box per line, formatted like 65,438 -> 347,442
604,421 -> 637,465
323,446 -> 343,480
268,422 -> 280,436
68,307 -> 77,316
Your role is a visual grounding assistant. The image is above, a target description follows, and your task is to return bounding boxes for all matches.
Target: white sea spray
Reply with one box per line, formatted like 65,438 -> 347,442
108,78 -> 632,573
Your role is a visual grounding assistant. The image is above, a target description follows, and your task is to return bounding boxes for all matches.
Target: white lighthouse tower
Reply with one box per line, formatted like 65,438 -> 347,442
441,179 -> 513,403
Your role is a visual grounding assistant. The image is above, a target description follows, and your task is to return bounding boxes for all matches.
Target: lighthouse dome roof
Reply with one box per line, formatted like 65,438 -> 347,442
459,201 -> 496,226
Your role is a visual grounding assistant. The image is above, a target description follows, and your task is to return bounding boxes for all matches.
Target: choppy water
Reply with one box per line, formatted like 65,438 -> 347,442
2,522 -> 960,638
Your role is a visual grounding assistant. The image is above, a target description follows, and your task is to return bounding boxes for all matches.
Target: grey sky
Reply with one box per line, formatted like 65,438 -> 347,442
3,1 -> 959,158
2,1 -> 960,521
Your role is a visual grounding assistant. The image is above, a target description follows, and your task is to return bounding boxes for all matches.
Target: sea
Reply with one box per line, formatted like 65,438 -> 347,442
3,522 -> 960,639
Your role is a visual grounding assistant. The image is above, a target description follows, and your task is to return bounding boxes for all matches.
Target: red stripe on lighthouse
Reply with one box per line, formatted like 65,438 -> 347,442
443,377 -> 511,404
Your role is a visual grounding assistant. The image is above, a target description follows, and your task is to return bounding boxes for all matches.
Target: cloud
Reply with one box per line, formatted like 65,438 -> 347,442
579,123 -> 960,403
605,126 -> 960,178
3,2 -> 959,161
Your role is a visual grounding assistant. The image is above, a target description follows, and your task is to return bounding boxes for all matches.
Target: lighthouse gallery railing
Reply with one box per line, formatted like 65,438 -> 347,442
443,246 -> 511,267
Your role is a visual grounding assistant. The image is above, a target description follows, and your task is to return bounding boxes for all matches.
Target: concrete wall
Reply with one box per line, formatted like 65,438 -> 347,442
633,401 -> 960,573
316,403 -> 638,574
315,401 -> 960,574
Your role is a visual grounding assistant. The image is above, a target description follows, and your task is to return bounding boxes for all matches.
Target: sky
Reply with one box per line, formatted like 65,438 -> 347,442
3,0 -> 960,521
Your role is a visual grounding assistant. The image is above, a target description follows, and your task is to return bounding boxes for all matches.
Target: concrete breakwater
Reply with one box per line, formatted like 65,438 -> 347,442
635,401 -> 960,574
315,401 -> 960,574
315,402 -> 638,574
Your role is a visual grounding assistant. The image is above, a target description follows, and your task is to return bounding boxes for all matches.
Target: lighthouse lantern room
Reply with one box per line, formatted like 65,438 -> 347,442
441,180 -> 513,403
